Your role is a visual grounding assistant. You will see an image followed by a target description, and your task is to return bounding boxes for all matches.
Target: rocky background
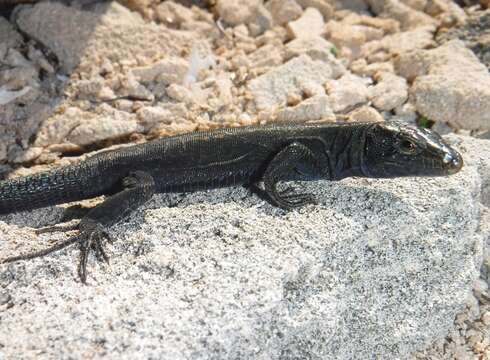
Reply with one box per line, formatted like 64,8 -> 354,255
0,0 -> 489,359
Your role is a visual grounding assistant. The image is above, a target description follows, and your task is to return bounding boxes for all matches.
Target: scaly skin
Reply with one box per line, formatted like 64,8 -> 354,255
0,121 -> 463,282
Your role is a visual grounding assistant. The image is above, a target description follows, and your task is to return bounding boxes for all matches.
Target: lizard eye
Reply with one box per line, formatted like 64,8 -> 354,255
399,138 -> 417,154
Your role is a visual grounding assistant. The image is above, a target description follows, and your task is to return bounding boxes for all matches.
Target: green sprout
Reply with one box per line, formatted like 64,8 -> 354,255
417,115 -> 433,129
330,45 -> 339,58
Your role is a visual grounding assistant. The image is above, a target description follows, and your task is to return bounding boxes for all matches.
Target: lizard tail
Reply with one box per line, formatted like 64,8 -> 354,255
0,163 -> 101,215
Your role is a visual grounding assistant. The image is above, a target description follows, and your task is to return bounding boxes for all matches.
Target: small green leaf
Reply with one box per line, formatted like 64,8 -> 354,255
330,45 -> 339,58
417,115 -> 433,128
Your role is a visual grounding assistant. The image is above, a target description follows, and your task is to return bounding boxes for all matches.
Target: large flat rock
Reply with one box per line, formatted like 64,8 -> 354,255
0,135 -> 488,359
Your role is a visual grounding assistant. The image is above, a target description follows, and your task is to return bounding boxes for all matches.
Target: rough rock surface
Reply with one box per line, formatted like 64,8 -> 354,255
325,73 -> 370,113
249,54 -> 344,111
0,135 -> 486,359
1,0 -> 490,358
398,40 -> 490,130
437,9 -> 490,69
14,2 -> 198,74
287,7 -> 325,39
370,71 -> 408,111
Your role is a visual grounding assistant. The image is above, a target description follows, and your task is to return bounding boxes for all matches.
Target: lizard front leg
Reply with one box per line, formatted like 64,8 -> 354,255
256,142 -> 325,210
2,171 -> 156,283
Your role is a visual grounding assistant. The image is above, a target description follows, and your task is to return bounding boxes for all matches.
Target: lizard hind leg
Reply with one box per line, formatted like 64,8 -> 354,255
2,171 -> 156,283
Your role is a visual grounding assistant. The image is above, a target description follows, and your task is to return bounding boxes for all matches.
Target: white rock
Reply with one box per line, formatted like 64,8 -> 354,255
266,0 -> 303,25
34,107 -> 142,147
342,13 -> 400,34
155,1 -> 195,26
34,107 -> 83,147
248,55 -> 341,111
285,37 -> 344,76
366,0 -> 437,30
285,36 -> 333,60
325,74 -> 370,112
287,7 -> 324,39
361,26 -> 435,62
248,43 -> 284,69
130,57 -> 188,85
166,84 -> 194,104
350,59 -> 395,77
247,5 -> 273,37
325,21 -> 383,60
137,106 -> 174,128
404,40 -> 490,130
214,73 -> 234,106
276,95 -> 334,122
348,105 -> 384,122
394,102 -> 417,124
0,135 -> 487,360
119,73 -> 154,101
216,0 -> 262,25
296,0 -> 334,18
370,71 -> 408,111
66,116 -> 141,147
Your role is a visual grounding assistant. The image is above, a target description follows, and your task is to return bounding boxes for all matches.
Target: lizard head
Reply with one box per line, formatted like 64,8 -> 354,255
362,121 -> 463,178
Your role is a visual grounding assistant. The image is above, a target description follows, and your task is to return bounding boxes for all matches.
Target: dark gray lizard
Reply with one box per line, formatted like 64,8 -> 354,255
0,121 -> 463,282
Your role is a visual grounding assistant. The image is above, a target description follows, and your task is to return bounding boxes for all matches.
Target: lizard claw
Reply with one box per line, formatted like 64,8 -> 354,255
2,219 -> 112,284
34,221 -> 80,235
77,220 -> 111,283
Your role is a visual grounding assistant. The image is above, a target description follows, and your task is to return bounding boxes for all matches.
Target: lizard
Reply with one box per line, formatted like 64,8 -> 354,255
0,121 -> 463,282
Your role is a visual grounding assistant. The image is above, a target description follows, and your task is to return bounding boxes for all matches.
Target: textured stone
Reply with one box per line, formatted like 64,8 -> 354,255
136,106 -> 175,129
400,40 -> 490,130
0,16 -> 23,49
325,74 -> 370,112
0,136 -> 487,360
325,19 -> 386,61
248,54 -> 343,111
247,5 -> 273,36
155,1 -> 196,26
327,0 -> 368,11
275,95 -> 334,122
350,59 -> 395,77
342,13 -> 400,34
361,26 -> 435,62
216,0 -> 261,26
347,105 -> 384,122
130,57 -> 188,85
285,37 -> 342,70
436,10 -> 490,69
14,2 -> 198,74
367,0 -> 437,30
248,43 -> 284,69
296,0 -> 334,19
370,71 -> 408,111
66,117 -> 141,147
34,107 -> 142,148
266,0 -> 303,25
287,7 -> 325,39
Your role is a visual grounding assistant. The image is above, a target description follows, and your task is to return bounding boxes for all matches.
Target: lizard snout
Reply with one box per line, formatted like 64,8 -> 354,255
443,150 -> 463,175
